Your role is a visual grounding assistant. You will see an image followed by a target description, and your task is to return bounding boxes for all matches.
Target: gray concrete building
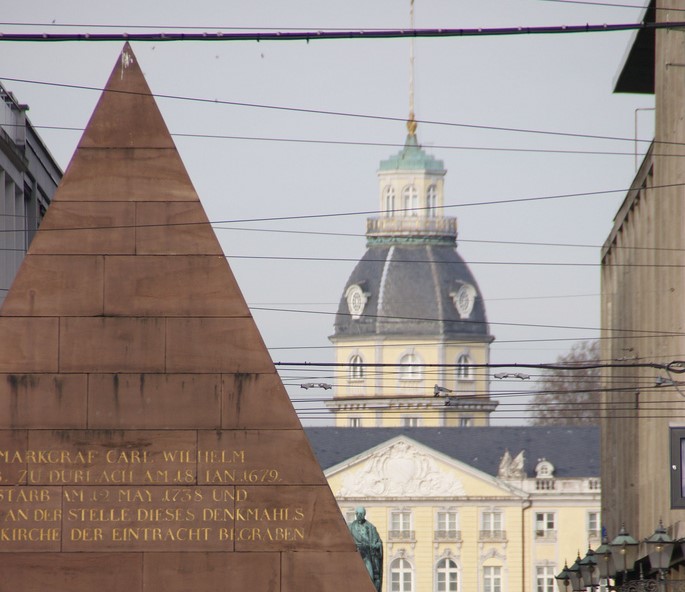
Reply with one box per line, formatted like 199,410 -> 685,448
0,83 -> 62,306
601,0 -> 685,580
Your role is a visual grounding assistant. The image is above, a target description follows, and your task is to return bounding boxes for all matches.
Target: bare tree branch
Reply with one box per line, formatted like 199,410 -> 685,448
528,341 -> 600,426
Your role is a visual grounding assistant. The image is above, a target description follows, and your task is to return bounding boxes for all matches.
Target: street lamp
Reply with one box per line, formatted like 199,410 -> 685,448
609,524 -> 639,577
568,554 -> 586,592
644,521 -> 674,577
579,547 -> 600,590
556,562 -> 573,592
595,534 -> 616,581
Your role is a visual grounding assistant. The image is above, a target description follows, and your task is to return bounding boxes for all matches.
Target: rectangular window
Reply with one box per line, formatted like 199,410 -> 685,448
349,417 -> 362,427
402,417 -> 421,427
437,511 -> 458,531
391,510 -> 412,532
535,512 -> 556,539
480,511 -> 504,541
536,566 -> 555,592
670,427 -> 685,508
587,511 -> 600,538
460,417 -> 473,427
483,566 -> 502,592
436,511 -> 459,540
482,511 -> 502,532
389,510 -> 413,541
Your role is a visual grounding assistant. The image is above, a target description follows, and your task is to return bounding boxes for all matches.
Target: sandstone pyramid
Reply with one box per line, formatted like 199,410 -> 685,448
0,43 -> 375,592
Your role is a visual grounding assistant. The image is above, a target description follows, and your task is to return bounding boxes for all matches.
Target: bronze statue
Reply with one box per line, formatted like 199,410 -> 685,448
349,507 -> 383,592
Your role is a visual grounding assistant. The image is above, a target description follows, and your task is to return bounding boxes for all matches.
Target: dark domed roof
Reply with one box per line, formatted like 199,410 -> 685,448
332,243 -> 491,339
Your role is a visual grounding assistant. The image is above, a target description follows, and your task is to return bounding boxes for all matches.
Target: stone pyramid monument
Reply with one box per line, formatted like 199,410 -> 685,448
0,44 -> 375,592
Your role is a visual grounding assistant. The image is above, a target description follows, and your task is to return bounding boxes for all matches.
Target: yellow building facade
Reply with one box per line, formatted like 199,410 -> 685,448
329,124 -> 495,428
331,337 -> 492,428
321,123 -> 600,592
306,428 -> 601,592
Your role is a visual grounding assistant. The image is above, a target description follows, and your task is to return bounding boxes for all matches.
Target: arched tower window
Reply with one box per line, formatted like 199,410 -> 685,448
402,185 -> 418,216
349,354 -> 364,380
400,353 -> 422,380
456,354 -> 472,380
390,558 -> 414,592
384,185 -> 396,217
436,558 -> 459,592
426,184 -> 438,217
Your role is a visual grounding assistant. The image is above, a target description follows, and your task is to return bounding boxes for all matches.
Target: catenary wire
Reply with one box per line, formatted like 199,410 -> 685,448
3,220 -> 685,256
0,22 -> 672,420
2,122 -> 669,158
0,182 -> 680,228
0,21 -> 681,42
0,21 -> 681,43
9,215 -> 685,258
0,76 -> 663,147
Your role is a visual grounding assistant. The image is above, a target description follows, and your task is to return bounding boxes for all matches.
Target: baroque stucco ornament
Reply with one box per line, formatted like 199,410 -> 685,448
498,450 -> 525,479
338,440 -> 465,497
450,283 -> 477,319
345,283 -> 370,319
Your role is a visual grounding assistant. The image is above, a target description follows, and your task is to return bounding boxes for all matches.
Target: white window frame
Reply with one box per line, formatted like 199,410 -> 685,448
535,512 -> 556,539
587,511 -> 600,538
399,352 -> 422,381
483,566 -> 502,592
437,511 -> 458,532
349,354 -> 364,381
481,511 -> 502,533
402,416 -> 421,427
456,353 -> 473,381
436,558 -> 459,592
402,184 -> 418,216
426,184 -> 438,217
390,558 -> 414,592
536,566 -> 555,592
385,185 -> 396,217
390,510 -> 412,533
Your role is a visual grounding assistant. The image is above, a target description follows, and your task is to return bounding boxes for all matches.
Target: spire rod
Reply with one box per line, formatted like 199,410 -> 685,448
407,0 -> 417,136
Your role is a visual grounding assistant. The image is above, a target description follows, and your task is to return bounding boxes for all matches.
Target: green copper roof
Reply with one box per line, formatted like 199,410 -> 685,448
379,133 -> 445,172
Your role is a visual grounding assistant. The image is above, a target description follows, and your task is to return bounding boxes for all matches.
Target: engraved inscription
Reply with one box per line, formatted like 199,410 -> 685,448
0,434 -> 313,552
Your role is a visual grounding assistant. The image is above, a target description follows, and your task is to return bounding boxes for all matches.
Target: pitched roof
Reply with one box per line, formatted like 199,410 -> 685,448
305,426 -> 599,478
379,133 -> 445,172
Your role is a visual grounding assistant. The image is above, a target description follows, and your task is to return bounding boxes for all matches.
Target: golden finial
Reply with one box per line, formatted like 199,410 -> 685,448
407,110 -> 417,135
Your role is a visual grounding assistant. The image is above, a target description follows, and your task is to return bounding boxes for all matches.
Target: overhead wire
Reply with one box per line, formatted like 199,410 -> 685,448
272,359 -> 685,372
0,20 -> 671,426
0,37 -> 664,360
0,292 -> 667,345
0,76 -> 661,147
2,121 -> 671,158
0,21 -> 681,42
8,213 -> 685,260
0,181 -> 678,228
254,305 -> 683,341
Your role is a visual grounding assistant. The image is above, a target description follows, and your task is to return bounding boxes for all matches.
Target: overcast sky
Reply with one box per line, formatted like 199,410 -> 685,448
1,0 -> 654,424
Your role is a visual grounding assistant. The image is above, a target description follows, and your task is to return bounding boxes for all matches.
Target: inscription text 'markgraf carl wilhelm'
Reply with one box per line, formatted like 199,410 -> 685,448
0,447 -> 275,485
0,444 -> 308,550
